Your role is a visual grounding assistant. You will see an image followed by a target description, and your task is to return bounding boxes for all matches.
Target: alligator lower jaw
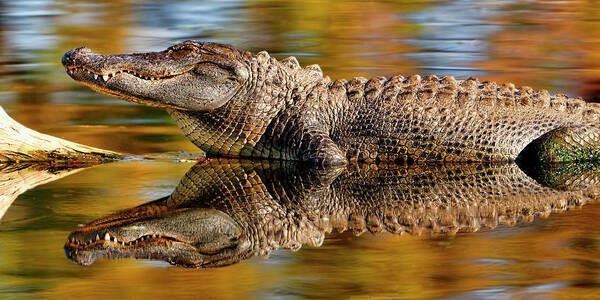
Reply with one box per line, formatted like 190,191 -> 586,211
66,232 -> 184,249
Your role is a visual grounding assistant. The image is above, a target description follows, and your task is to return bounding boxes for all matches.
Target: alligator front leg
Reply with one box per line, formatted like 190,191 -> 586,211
297,131 -> 347,167
518,125 -> 600,164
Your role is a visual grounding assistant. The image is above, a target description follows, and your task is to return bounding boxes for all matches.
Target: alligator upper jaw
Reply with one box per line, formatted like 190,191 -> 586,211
62,46 -> 194,81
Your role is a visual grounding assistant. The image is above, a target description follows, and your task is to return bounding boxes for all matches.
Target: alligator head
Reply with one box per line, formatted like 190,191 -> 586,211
62,41 -> 326,159
62,40 -> 250,111
64,197 -> 246,268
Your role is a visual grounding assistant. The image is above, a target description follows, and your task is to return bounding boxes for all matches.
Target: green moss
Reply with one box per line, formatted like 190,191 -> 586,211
519,159 -> 600,190
522,130 -> 600,165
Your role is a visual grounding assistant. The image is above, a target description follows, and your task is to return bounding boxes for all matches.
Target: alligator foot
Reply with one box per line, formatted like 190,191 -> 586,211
299,133 -> 347,167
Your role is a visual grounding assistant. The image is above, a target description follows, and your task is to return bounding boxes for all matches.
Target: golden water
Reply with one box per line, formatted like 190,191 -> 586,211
1,0 -> 600,298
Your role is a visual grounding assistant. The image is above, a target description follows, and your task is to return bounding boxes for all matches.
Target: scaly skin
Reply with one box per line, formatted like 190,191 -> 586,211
65,159 -> 600,268
63,41 -> 600,166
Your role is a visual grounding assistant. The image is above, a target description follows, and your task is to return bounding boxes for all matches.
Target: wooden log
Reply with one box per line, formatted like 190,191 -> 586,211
0,106 -> 122,163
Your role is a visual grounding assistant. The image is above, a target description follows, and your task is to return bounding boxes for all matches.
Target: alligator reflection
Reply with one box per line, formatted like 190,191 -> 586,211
65,160 -> 600,268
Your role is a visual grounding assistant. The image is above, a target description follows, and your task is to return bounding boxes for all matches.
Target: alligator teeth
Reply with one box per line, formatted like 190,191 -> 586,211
67,66 -> 171,81
104,232 -> 111,240
96,234 -> 100,241
152,234 -> 157,238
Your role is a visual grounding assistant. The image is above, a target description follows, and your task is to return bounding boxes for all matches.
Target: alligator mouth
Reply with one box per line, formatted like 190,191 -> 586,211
63,63 -> 193,109
65,65 -> 181,84
64,232 -> 204,267
66,232 -> 184,249
63,203 -> 243,267
64,230 -> 242,267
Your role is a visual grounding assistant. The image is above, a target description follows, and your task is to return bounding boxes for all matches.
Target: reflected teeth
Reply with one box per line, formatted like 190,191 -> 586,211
68,233 -> 169,248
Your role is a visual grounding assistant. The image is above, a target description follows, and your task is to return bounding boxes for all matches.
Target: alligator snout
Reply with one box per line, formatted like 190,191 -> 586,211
62,47 -> 94,68
62,45 -> 197,78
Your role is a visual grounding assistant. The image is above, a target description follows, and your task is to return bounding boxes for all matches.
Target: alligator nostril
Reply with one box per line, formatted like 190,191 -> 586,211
62,47 -> 93,67
62,52 -> 74,67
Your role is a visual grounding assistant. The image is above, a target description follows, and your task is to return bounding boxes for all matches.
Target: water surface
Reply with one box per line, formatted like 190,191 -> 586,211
1,0 -> 600,298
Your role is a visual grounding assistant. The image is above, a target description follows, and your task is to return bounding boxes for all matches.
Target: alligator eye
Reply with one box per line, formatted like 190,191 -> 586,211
170,47 -> 196,60
193,62 -> 235,78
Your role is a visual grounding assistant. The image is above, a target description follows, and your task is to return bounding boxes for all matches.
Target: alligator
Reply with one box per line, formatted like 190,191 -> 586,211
64,159 -> 600,268
62,41 -> 600,166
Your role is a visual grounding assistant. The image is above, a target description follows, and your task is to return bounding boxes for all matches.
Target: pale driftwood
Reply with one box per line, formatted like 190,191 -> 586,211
0,163 -> 86,220
0,106 -> 122,163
